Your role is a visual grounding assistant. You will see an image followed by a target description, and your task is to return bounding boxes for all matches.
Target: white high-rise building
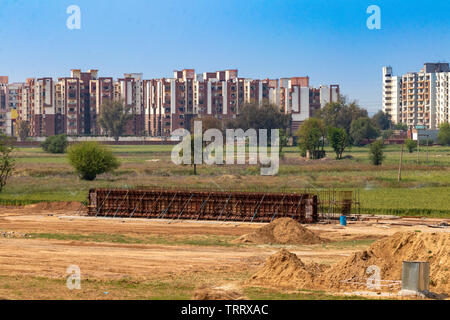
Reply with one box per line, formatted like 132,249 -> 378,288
436,72 -> 450,125
382,63 -> 450,129
382,66 -> 402,124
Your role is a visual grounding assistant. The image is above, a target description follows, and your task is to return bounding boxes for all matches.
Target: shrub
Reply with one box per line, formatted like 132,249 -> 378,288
67,142 -> 120,181
0,134 -> 14,192
381,129 -> 394,140
328,127 -> 349,159
41,134 -> 68,153
372,111 -> 392,130
369,140 -> 385,166
295,118 -> 326,159
419,138 -> 433,146
393,123 -> 408,131
437,123 -> 450,146
350,117 -> 379,146
404,139 -> 417,153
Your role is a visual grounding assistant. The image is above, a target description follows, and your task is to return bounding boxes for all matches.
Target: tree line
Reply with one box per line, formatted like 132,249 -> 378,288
2,97 -> 447,187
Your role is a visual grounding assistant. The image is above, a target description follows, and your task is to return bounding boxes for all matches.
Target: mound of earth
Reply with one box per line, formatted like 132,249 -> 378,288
246,249 -> 326,288
324,231 -> 450,293
233,218 -> 326,245
192,285 -> 247,300
25,201 -> 82,212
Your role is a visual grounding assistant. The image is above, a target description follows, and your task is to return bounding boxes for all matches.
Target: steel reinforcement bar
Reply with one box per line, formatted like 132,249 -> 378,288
87,188 -> 318,223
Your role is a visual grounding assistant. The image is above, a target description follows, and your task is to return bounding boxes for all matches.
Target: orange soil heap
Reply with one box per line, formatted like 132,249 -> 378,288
246,248 -> 325,288
233,217 -> 325,245
247,231 -> 450,294
325,231 -> 450,293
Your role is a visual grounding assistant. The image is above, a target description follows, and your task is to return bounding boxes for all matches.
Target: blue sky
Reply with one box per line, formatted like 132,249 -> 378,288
0,0 -> 449,115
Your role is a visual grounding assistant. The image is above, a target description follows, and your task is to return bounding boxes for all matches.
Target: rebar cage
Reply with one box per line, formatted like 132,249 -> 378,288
88,188 -> 319,223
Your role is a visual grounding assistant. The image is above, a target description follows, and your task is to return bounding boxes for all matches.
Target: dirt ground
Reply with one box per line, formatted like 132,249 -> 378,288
0,204 -> 449,299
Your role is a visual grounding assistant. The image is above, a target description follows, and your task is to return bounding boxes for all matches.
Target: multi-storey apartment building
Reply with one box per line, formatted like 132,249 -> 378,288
0,78 -> 8,135
268,77 -> 339,132
436,71 -> 450,125
5,68 -> 339,137
28,70 -> 113,136
90,77 -> 114,135
19,79 -> 34,123
382,66 -> 402,124
145,71 -> 195,136
32,77 -> 55,136
115,73 -> 146,136
194,69 -> 238,119
143,69 -> 339,136
55,77 -> 83,135
382,63 -> 450,129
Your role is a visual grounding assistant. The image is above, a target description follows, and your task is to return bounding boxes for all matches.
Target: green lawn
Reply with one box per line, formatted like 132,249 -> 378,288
3,144 -> 449,217
0,275 -> 374,300
244,287 -> 368,300
29,232 -> 237,247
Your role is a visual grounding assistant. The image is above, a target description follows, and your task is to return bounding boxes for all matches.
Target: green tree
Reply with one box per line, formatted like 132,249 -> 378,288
437,123 -> 450,146
393,123 -> 408,131
350,117 -> 380,146
369,140 -> 385,166
190,116 -> 223,134
372,111 -> 392,130
226,100 -> 291,140
98,99 -> 133,141
16,120 -> 30,141
316,98 -> 368,134
279,129 -> 289,153
328,127 -> 349,159
381,129 -> 394,140
0,134 -> 14,193
295,118 -> 326,159
67,142 -> 120,181
404,139 -> 417,153
41,134 -> 68,154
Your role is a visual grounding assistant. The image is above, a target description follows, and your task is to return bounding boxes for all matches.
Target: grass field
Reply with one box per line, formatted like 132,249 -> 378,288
3,144 -> 450,217
0,275 -> 369,300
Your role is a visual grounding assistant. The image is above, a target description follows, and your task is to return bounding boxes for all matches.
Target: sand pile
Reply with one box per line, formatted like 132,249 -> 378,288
324,231 -> 450,293
233,218 -> 325,245
246,249 -> 326,288
25,201 -> 82,212
245,232 -> 449,294
192,285 -> 247,300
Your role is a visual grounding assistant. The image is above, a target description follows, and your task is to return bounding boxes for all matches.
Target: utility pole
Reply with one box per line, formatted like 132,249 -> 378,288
398,143 -> 404,182
417,136 -> 420,164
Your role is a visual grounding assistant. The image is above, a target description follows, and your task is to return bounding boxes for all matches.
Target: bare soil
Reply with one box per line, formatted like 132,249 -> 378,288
247,232 -> 450,295
0,203 -> 449,299
233,218 -> 327,245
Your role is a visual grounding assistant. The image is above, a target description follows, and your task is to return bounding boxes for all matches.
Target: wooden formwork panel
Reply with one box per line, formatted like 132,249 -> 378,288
88,188 -> 318,223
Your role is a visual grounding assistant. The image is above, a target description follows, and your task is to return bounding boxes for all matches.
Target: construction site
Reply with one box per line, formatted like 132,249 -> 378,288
0,187 -> 448,300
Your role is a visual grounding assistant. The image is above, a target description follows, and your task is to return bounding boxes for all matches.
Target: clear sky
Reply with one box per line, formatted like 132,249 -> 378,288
0,0 -> 449,115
